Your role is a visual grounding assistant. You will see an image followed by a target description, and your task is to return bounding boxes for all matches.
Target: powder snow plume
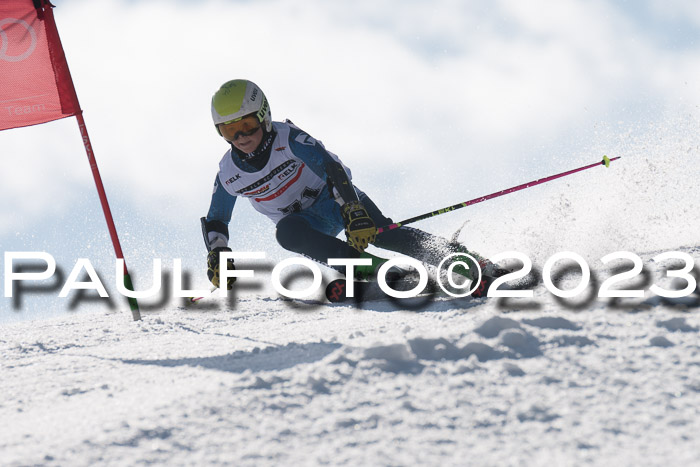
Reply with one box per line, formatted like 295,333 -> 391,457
449,111 -> 700,264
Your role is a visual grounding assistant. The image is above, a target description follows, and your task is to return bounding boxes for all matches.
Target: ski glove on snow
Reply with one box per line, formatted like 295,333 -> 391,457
342,201 -> 377,252
207,247 -> 236,290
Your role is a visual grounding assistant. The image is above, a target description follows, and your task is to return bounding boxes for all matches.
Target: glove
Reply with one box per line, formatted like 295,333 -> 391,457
342,201 -> 377,252
207,247 -> 236,290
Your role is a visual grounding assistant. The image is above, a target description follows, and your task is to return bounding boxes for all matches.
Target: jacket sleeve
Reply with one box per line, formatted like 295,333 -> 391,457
323,156 -> 359,205
203,173 -> 237,250
287,122 -> 359,205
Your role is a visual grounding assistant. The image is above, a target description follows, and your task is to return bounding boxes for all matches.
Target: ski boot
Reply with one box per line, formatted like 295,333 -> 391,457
445,243 -> 510,298
325,252 -> 414,303
470,260 -> 514,298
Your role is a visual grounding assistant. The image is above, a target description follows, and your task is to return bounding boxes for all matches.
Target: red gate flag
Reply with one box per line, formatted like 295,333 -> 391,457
0,1 -> 141,321
0,0 -> 80,131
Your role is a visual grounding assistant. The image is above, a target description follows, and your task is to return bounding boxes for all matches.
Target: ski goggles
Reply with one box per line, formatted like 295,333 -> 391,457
218,115 -> 261,141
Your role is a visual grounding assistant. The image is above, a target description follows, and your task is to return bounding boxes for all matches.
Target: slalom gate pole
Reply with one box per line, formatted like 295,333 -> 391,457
377,156 -> 620,235
76,113 -> 142,321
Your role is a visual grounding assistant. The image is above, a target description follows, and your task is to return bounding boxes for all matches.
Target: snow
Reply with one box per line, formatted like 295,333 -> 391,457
2,259 -> 699,466
2,84 -> 700,466
3,1 -> 700,462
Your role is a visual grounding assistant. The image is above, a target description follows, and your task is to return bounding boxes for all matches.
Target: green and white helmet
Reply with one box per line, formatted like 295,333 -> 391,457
211,79 -> 272,134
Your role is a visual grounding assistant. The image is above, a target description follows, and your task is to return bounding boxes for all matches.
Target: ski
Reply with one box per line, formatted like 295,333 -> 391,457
325,275 -> 428,303
325,269 -> 531,304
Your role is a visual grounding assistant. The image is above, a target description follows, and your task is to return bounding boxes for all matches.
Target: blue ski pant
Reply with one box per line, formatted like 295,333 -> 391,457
275,186 -> 483,274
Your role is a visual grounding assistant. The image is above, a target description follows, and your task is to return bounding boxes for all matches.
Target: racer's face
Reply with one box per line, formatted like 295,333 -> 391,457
219,115 -> 264,153
230,126 -> 263,153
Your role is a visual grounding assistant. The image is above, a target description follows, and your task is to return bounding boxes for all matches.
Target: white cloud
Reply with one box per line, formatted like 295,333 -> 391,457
648,0 -> 700,25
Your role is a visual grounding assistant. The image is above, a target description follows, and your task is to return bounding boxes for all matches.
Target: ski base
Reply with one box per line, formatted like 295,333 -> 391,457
324,272 -> 522,304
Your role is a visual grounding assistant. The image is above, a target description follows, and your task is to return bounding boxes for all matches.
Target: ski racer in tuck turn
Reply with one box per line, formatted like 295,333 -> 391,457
201,79 -> 504,299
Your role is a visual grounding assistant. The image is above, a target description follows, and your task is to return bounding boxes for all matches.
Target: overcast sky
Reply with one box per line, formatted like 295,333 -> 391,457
1,0 -> 699,320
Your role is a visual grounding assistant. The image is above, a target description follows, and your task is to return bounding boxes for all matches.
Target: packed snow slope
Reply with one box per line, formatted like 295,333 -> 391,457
2,115 -> 700,465
1,246 -> 700,466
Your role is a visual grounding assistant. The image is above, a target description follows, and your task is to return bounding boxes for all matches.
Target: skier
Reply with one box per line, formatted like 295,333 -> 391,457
202,79 -> 502,297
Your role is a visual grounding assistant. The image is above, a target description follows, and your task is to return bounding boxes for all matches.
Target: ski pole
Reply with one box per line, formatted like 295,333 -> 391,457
377,155 -> 620,234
